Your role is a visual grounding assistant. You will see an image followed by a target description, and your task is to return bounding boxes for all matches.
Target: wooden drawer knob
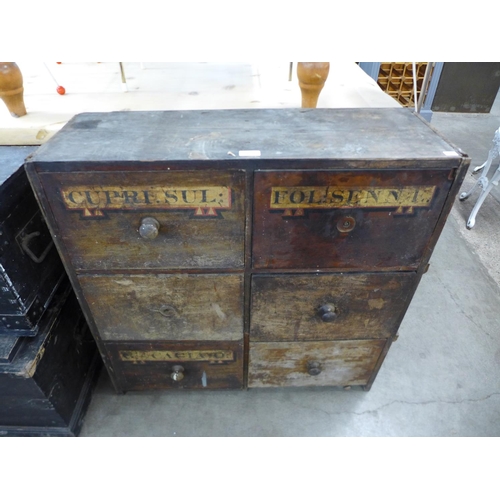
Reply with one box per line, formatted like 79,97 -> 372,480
139,217 -> 160,239
307,361 -> 322,376
318,303 -> 338,322
170,365 -> 185,381
337,216 -> 356,233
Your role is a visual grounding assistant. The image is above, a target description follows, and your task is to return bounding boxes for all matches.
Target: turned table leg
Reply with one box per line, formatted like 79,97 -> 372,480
0,62 -> 27,117
297,62 -> 330,108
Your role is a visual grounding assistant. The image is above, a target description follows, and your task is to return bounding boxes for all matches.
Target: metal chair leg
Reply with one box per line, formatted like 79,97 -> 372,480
459,127 -> 500,228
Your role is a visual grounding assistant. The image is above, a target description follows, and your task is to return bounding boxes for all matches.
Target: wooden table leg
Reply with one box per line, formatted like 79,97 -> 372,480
297,62 -> 330,108
0,62 -> 27,117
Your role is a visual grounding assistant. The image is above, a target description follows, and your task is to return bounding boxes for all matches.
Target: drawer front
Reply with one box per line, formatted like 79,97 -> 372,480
253,169 -> 453,270
251,272 -> 416,341
248,340 -> 386,388
79,273 -> 244,342
106,341 -> 244,391
40,170 -> 245,270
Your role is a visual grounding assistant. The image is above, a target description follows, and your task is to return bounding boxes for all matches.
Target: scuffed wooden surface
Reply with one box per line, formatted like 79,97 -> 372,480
248,340 -> 386,388
40,169 -> 246,271
30,109 -> 462,163
250,272 -> 416,341
106,340 -> 243,391
253,169 -> 454,270
79,274 -> 244,342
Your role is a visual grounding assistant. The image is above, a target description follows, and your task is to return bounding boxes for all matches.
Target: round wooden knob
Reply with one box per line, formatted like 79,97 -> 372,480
337,216 -> 356,233
318,303 -> 337,322
170,365 -> 184,382
307,361 -> 322,376
139,217 -> 160,239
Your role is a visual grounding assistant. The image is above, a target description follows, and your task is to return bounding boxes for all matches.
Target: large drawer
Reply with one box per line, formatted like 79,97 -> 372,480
38,170 -> 246,271
106,341 -> 244,391
248,340 -> 386,388
250,272 -> 416,341
253,169 -> 454,270
79,273 -> 244,342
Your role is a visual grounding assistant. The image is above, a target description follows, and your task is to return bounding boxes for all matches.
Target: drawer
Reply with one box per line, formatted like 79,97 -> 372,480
106,341 -> 244,391
250,272 -> 416,341
79,273 -> 244,342
39,170 -> 245,270
253,169 -> 453,270
248,340 -> 386,388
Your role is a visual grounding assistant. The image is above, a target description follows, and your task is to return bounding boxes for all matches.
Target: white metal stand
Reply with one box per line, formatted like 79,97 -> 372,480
459,127 -> 500,229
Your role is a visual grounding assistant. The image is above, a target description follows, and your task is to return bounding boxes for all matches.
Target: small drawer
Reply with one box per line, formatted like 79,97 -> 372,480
253,169 -> 453,271
106,341 -> 244,391
248,340 -> 386,388
40,170 -> 246,271
79,273 -> 244,342
251,272 -> 416,341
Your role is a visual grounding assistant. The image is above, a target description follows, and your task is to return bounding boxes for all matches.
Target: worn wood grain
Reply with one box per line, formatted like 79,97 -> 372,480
253,169 -> 454,271
106,340 -> 243,391
250,272 -> 416,341
28,109 -> 464,163
39,169 -> 246,271
248,340 -> 386,388
0,289 -> 101,435
79,273 -> 244,342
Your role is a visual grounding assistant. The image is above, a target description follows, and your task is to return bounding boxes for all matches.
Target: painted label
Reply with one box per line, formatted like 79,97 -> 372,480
270,185 -> 436,215
119,349 -> 235,362
60,185 -> 232,218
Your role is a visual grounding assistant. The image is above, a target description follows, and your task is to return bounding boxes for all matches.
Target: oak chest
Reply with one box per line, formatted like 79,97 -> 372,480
25,108 -> 469,392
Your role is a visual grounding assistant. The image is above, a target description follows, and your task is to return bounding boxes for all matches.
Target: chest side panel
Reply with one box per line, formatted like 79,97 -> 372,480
38,169 -> 246,271
253,169 -> 454,270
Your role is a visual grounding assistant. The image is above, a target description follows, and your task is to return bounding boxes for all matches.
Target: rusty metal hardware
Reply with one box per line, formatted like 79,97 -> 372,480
170,365 -> 185,381
20,231 -> 54,263
337,215 -> 356,233
318,303 -> 337,322
139,217 -> 160,239
307,361 -> 322,376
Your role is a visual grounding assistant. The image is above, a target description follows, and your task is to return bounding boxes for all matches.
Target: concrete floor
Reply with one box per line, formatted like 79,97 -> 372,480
2,63 -> 500,436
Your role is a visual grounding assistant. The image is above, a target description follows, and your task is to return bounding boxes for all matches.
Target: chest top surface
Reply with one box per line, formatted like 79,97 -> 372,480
27,108 -> 465,167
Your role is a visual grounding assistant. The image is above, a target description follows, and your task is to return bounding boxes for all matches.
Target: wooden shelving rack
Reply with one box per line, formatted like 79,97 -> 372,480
377,62 -> 431,107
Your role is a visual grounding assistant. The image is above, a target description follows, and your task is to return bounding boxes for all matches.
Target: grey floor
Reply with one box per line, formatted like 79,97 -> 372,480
79,99 -> 500,437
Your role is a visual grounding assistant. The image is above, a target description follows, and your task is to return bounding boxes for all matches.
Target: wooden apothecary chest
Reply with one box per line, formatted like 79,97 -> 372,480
25,108 -> 469,392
